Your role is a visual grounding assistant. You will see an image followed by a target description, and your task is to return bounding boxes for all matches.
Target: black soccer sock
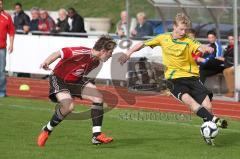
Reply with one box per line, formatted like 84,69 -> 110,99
91,103 -> 104,137
196,106 -> 214,122
44,108 -> 65,132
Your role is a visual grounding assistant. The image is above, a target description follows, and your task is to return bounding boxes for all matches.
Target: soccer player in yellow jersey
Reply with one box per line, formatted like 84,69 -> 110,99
119,13 -> 227,145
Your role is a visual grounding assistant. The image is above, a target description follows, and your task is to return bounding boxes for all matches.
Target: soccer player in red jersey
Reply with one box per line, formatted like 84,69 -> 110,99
37,36 -> 116,147
0,0 -> 15,97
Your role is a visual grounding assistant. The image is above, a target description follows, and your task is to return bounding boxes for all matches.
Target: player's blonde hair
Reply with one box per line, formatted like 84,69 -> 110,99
174,13 -> 191,27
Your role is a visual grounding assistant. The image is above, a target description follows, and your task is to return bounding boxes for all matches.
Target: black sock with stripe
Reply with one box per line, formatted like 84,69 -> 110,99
44,108 -> 64,132
196,107 -> 214,122
91,103 -> 104,137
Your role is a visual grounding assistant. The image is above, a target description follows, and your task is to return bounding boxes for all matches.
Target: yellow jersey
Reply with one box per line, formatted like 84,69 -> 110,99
144,32 -> 201,79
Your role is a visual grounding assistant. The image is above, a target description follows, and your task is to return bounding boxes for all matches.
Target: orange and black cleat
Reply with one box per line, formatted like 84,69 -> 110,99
92,133 -> 113,145
37,130 -> 50,147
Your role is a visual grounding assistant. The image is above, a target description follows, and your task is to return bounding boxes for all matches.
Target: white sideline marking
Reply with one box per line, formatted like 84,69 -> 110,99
110,115 -> 240,133
5,104 -> 240,133
9,104 -> 53,112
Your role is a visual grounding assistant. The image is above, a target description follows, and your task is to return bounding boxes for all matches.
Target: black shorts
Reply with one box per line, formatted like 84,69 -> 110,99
49,74 -> 92,103
168,77 -> 213,104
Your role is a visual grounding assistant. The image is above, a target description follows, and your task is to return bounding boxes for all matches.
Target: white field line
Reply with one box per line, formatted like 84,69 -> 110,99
110,114 -> 240,133
4,104 -> 240,133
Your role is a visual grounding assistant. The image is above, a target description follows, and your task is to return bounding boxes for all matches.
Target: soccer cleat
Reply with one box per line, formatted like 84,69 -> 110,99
37,130 -> 50,147
202,137 -> 215,146
215,118 -> 228,129
92,133 -> 113,145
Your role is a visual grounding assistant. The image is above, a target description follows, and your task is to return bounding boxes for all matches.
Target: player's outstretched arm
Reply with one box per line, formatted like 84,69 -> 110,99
198,44 -> 214,54
40,51 -> 61,70
118,42 -> 145,65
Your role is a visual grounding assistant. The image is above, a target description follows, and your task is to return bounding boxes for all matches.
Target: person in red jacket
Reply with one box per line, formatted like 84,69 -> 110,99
38,9 -> 55,32
0,0 -> 15,97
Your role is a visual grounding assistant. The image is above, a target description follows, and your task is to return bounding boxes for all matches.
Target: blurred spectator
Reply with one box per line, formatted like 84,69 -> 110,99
218,34 -> 235,97
116,11 -> 128,37
116,10 -> 136,38
187,28 -> 205,63
38,9 -> 55,32
55,8 -> 69,32
187,28 -> 196,39
0,0 -> 15,97
29,7 -> 39,31
199,30 -> 224,83
13,2 -> 30,33
206,30 -> 223,58
131,12 -> 153,38
67,7 -> 86,33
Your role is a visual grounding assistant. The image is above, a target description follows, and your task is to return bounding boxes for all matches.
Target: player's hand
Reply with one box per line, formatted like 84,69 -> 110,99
118,53 -> 130,65
131,30 -> 137,36
205,46 -> 214,53
8,45 -> 13,54
199,45 -> 214,54
197,57 -> 206,63
40,62 -> 51,71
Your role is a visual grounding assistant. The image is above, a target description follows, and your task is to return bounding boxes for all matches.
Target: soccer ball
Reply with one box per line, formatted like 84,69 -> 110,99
200,121 -> 219,139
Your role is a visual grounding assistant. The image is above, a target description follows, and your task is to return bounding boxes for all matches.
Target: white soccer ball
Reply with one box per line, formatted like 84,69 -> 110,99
200,121 -> 219,139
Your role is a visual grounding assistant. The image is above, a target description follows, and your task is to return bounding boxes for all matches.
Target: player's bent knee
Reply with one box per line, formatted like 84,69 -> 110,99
90,91 -> 103,103
91,97 -> 103,104
59,98 -> 74,112
181,93 -> 201,112
201,97 -> 212,112
181,93 -> 191,102
68,103 -> 75,112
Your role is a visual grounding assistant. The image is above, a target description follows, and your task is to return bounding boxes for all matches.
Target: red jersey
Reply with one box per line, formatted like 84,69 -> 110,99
53,46 -> 100,82
0,11 -> 15,48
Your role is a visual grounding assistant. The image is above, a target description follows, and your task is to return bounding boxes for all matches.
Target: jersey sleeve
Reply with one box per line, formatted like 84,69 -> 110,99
7,15 -> 15,36
189,38 -> 201,54
60,47 -> 73,59
144,35 -> 163,47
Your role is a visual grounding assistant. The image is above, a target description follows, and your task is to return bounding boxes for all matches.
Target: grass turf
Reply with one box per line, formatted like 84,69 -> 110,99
0,97 -> 240,159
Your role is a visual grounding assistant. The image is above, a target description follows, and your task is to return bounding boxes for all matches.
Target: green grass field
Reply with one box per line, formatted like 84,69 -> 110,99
0,97 -> 240,159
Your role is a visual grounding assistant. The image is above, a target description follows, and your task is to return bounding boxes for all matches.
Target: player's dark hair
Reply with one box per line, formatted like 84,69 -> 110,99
227,32 -> 233,37
207,30 -> 217,37
93,35 -> 117,51
15,2 -> 22,8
